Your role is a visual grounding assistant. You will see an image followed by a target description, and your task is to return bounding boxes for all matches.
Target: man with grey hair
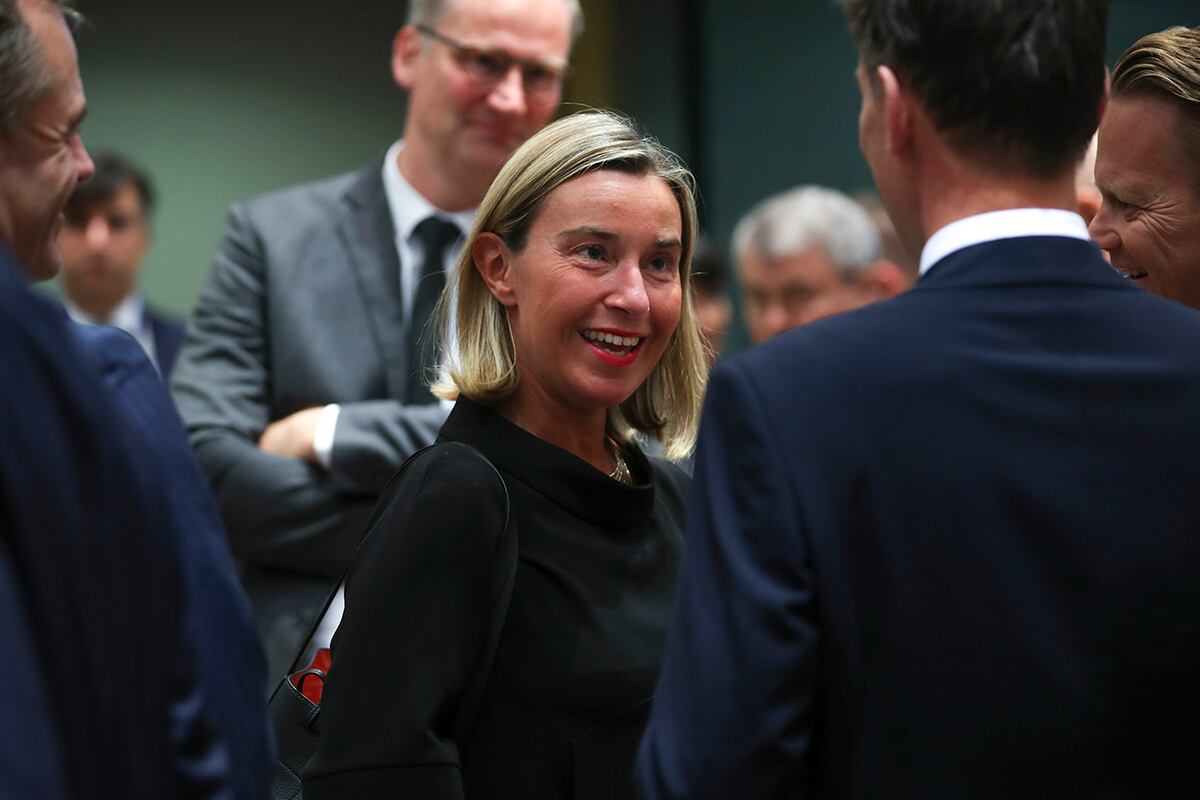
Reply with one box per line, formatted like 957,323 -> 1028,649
0,0 -> 238,796
172,0 -> 584,677
732,185 -> 908,343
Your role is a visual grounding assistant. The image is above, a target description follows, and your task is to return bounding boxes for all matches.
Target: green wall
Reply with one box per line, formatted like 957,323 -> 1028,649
66,1 -> 407,315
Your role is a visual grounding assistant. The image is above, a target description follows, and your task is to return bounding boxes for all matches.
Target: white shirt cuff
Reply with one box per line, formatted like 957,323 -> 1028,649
313,403 -> 340,470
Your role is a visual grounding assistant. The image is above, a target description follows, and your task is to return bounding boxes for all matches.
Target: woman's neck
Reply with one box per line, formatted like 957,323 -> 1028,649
498,390 -> 613,475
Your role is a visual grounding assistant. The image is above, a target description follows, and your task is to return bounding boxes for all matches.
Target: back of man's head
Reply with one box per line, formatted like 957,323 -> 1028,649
841,0 -> 1108,178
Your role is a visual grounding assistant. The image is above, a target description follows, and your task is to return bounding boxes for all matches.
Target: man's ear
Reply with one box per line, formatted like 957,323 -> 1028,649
391,25 -> 422,90
473,233 -> 518,307
855,258 -> 912,301
876,65 -> 912,156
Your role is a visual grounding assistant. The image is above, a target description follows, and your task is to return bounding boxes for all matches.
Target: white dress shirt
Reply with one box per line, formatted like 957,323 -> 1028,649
313,141 -> 475,467
919,208 -> 1092,276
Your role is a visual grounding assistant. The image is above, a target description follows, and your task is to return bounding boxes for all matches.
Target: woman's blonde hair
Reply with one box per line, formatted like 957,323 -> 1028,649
432,110 -> 707,460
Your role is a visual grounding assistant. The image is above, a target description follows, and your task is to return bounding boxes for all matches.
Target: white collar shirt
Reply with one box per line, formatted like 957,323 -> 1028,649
919,208 -> 1092,277
381,140 -> 475,324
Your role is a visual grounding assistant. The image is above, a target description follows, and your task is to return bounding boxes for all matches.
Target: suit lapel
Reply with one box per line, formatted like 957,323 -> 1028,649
336,158 -> 410,400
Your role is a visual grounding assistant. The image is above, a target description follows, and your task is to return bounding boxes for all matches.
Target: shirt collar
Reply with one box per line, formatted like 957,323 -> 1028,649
381,140 -> 476,242
919,208 -> 1091,276
64,292 -> 146,334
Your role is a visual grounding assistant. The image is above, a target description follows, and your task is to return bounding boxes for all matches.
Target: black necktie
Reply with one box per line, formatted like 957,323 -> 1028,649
407,217 -> 460,404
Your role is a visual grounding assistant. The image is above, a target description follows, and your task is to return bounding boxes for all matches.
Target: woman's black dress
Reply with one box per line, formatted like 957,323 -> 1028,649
304,396 -> 689,799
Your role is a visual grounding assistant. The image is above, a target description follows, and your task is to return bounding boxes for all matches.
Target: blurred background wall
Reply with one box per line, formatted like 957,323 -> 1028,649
66,0 -> 1198,351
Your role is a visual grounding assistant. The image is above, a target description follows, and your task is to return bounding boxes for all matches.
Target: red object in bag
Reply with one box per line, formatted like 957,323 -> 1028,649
288,647 -> 331,704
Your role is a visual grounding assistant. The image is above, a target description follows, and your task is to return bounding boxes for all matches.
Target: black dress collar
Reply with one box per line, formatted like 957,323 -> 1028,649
439,396 -> 656,530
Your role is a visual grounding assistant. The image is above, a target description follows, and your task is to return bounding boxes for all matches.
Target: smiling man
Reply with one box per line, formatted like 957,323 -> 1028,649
1090,25 -> 1200,306
0,0 -> 240,795
171,0 -> 584,677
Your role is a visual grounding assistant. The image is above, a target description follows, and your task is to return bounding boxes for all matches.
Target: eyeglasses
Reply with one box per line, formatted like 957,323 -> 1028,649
416,25 -> 569,98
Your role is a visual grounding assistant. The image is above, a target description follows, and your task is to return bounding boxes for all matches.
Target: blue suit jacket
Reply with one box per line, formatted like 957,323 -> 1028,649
636,237 -> 1200,799
147,304 -> 185,378
73,322 -> 274,800
0,246 -> 220,799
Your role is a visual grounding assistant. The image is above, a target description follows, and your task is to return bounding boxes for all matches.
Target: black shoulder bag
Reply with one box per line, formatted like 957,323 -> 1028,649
266,443 -> 517,800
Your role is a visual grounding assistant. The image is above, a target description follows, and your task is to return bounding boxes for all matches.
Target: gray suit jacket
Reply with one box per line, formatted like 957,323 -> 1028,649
172,157 -> 448,678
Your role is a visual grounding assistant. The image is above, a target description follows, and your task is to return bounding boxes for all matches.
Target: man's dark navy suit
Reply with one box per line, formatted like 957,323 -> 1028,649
637,235 -> 1200,798
0,246 -> 224,798
147,305 -> 186,378
73,322 -> 274,799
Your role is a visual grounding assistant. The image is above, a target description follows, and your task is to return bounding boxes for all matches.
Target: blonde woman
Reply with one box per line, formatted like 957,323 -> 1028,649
305,111 -> 707,799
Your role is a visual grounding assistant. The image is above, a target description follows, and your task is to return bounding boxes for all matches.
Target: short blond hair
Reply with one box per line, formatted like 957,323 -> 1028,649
1112,26 -> 1200,194
433,110 -> 706,460
1113,25 -> 1200,105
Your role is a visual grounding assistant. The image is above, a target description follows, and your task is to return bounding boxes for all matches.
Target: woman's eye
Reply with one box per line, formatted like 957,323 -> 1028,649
647,255 -> 675,272
579,244 -> 604,260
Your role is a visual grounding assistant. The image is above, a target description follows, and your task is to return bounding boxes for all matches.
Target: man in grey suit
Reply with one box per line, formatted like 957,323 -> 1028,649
172,0 -> 583,677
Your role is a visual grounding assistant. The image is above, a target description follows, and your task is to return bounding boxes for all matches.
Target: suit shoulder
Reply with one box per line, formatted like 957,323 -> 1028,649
236,164 -> 369,227
385,442 -> 508,514
71,323 -> 156,388
72,321 -> 141,357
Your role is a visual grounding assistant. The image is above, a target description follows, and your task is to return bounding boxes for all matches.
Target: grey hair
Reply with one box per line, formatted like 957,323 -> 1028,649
407,0 -> 585,46
731,185 -> 880,279
0,0 -> 76,134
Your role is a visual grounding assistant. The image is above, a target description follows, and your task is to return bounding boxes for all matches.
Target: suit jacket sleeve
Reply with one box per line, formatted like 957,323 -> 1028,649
0,536 -> 68,798
173,192 -> 450,575
82,324 -> 273,800
328,399 -> 449,492
172,201 -> 378,576
303,444 -> 507,799
635,357 -> 818,799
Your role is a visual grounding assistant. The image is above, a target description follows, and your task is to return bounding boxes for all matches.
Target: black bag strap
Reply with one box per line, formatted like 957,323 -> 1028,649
451,455 -> 517,754
282,443 -> 438,677
277,441 -> 516,755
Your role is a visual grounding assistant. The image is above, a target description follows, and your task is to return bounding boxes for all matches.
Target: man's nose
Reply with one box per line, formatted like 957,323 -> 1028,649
74,137 -> 95,184
487,65 -> 528,116
1088,203 -> 1121,252
85,216 -> 109,248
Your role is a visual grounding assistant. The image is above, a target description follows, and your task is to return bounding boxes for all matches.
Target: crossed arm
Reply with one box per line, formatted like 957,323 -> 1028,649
171,201 -> 445,576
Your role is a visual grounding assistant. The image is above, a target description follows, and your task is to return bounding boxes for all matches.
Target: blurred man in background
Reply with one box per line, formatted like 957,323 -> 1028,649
731,184 -> 907,343
59,151 -> 185,378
